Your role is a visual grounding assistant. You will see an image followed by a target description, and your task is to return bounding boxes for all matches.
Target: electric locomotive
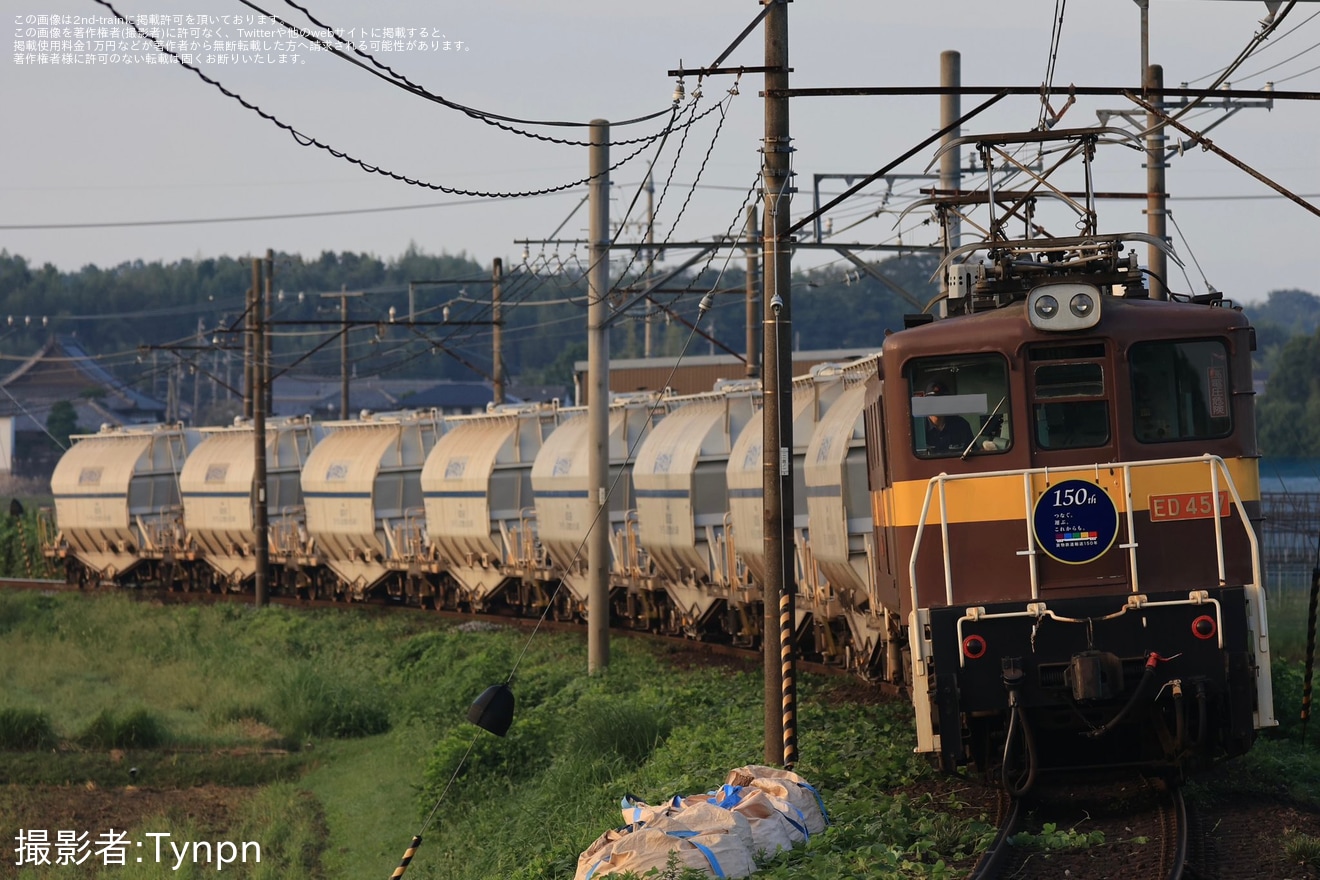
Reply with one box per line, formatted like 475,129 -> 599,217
866,129 -> 1275,790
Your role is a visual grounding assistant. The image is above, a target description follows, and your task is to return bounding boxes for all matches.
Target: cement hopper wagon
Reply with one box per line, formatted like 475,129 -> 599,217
530,393 -> 665,611
301,409 -> 444,600
47,423 -> 200,585
178,415 -> 323,590
632,382 -> 760,636
800,357 -> 899,678
725,363 -> 859,649
419,403 -> 561,608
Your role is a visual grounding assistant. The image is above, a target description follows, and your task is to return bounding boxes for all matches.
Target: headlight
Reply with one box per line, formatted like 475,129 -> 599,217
1028,283 -> 1102,331
1034,294 -> 1059,320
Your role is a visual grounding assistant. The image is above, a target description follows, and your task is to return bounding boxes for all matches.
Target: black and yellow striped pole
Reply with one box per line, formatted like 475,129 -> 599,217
388,835 -> 422,880
781,585 -> 798,769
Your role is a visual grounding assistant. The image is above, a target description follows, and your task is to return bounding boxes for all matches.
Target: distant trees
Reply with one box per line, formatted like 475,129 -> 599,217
1244,290 -> 1320,456
1256,328 -> 1320,456
44,401 -> 80,450
6,244 -> 1318,454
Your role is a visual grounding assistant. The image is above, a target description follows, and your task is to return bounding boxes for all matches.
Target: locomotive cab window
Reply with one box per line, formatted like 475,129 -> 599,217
908,355 -> 1011,458
1129,339 -> 1232,442
1030,343 -> 1110,450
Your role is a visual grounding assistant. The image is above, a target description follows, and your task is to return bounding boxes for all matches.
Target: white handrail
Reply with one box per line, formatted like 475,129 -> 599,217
908,454 -> 1260,618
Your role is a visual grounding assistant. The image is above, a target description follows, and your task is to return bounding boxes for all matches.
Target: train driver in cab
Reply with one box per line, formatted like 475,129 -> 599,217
920,380 -> 975,454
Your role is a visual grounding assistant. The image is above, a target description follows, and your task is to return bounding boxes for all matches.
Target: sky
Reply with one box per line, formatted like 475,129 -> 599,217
5,0 -> 1320,305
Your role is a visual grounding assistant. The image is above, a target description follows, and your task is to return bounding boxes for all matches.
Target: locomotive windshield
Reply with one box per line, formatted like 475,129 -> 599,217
1129,338 -> 1233,442
1029,343 -> 1111,450
908,355 -> 1011,458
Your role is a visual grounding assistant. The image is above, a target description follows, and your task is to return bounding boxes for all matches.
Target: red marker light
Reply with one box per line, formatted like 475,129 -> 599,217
962,634 -> 987,660
1192,615 -> 1217,641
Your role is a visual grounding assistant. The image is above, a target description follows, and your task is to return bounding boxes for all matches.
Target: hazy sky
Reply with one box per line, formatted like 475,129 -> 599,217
5,0 -> 1318,304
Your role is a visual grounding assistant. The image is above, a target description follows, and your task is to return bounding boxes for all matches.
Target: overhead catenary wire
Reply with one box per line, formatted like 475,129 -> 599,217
232,0 -> 679,149
1235,37 -> 1320,83
350,92 -> 749,392
420,83 -> 740,362
1037,0 -> 1069,129
0,194 -> 569,232
1187,7 -> 1320,84
1149,1 -> 1301,134
89,0 -> 716,201
606,85 -> 740,297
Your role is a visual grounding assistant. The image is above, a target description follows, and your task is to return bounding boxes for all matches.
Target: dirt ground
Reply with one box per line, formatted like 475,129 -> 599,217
1,783 -> 251,877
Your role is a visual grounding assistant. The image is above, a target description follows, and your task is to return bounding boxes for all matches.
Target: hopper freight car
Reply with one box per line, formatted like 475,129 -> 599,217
299,409 -> 444,601
178,415 -> 323,592
413,402 -> 562,609
46,423 -> 201,587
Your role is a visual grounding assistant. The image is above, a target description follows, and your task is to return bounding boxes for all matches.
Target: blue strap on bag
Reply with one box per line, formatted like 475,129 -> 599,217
664,831 -> 726,879
706,784 -> 743,809
798,781 -> 831,825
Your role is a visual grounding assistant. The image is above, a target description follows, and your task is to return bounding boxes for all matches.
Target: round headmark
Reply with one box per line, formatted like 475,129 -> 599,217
1031,479 -> 1119,565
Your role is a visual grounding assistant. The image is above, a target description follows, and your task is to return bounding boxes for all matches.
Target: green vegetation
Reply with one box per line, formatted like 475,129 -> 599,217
0,508 -> 56,580
0,708 -> 56,750
1285,831 -> 1320,870
77,708 -> 170,750
0,586 -> 1318,879
1257,327 -> 1320,455
0,591 -> 999,879
1007,822 -> 1106,850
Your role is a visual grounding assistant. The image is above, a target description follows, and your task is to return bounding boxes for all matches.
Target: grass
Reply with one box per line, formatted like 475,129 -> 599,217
0,709 -> 56,750
1,585 -> 1318,880
1285,831 -> 1320,870
1265,567 -> 1316,663
77,709 -> 170,750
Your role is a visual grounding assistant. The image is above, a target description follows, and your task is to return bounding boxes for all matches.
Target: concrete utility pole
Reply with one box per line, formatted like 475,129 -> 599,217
940,51 -> 962,252
1145,64 -> 1168,300
762,0 -> 795,769
245,261 -> 258,419
644,170 -> 656,358
192,317 -> 203,422
253,258 -> 269,607
264,249 -> 275,414
339,285 -> 350,417
492,258 -> 504,405
587,119 -> 611,674
745,205 -> 760,380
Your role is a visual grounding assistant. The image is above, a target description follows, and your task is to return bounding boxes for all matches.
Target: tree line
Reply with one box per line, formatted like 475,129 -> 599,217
0,246 -> 1316,453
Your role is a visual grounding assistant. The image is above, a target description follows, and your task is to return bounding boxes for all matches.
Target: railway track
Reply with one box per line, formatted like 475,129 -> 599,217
969,775 -> 1187,880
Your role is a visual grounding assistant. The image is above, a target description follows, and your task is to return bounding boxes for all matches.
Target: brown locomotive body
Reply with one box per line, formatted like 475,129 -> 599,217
862,130 -> 1274,788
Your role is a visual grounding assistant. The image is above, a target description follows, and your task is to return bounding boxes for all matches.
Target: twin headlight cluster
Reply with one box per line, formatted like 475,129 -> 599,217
1027,282 -> 1102,331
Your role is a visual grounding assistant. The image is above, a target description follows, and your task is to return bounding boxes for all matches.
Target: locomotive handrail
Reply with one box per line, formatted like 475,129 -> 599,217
909,453 -> 1262,615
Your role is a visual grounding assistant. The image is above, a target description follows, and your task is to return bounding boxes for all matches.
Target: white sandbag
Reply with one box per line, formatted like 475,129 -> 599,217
714,786 -> 803,856
724,764 -> 829,834
575,826 -> 755,880
662,800 -> 756,857
574,827 -> 631,880
619,793 -> 683,828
